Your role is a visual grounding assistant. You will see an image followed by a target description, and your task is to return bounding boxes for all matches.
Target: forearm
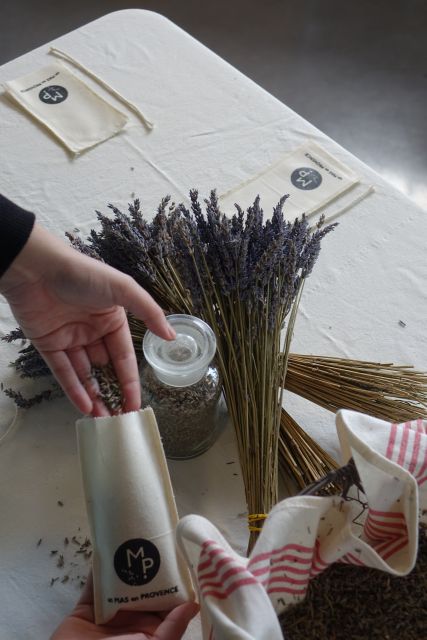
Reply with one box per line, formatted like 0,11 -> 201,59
0,221 -> 72,299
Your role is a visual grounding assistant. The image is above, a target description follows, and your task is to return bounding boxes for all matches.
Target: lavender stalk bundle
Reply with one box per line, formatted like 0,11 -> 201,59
75,190 -> 336,550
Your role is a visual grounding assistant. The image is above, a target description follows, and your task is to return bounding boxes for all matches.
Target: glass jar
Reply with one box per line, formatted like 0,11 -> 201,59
140,314 -> 226,460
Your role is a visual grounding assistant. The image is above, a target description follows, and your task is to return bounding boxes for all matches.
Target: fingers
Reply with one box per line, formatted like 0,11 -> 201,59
104,315 -> 141,413
41,350 -> 93,415
61,346 -> 110,417
113,273 -> 176,341
85,341 -> 111,416
155,602 -> 200,640
37,321 -> 140,416
86,340 -> 110,368
91,398 -> 110,417
40,345 -> 112,416
35,263 -> 175,415
66,347 -> 98,400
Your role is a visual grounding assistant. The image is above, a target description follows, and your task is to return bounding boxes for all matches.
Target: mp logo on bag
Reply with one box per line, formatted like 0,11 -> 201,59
114,538 -> 161,586
291,167 -> 322,190
39,85 -> 68,104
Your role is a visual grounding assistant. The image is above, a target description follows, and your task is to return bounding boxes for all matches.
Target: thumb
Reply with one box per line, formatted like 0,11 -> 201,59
154,602 -> 200,640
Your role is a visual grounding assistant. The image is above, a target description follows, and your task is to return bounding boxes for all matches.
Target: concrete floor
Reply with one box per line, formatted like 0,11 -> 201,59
1,0 -> 426,210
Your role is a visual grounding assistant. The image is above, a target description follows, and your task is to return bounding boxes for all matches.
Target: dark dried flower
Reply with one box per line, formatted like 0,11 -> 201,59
91,363 -> 124,414
65,232 -> 102,261
2,327 -> 26,343
3,385 -> 63,408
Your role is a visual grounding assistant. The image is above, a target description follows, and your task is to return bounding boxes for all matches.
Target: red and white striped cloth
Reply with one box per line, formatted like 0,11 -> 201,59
176,410 -> 426,640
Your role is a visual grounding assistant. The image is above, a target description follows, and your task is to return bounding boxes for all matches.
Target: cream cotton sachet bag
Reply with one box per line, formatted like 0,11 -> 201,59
4,62 -> 128,154
77,408 -> 195,624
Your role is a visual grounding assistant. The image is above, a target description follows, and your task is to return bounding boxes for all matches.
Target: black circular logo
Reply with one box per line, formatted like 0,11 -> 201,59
291,167 -> 322,190
114,538 -> 160,586
39,85 -> 68,104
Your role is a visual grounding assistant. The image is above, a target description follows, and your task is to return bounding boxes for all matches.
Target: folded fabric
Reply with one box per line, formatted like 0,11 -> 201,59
176,410 -> 426,640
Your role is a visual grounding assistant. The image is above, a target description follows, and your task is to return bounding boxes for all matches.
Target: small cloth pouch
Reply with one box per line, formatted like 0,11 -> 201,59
4,62 -> 128,154
77,408 -> 195,624
220,141 -> 360,219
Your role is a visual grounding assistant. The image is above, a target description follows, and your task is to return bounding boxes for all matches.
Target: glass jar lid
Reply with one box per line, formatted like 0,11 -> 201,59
143,314 -> 217,387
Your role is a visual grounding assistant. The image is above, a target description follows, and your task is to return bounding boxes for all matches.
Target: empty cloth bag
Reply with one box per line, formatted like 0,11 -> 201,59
176,410 -> 427,639
4,61 -> 128,154
77,408 -> 195,624
219,141 -> 359,219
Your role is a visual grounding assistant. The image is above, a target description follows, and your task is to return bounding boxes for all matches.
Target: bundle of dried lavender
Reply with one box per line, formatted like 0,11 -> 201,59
285,354 -> 427,422
279,410 -> 340,493
77,190 -> 336,550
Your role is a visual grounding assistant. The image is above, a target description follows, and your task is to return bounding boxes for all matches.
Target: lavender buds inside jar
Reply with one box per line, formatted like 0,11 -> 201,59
140,314 -> 226,460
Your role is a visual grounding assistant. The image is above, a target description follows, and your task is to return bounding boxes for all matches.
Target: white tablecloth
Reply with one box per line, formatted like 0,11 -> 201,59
0,9 -> 426,639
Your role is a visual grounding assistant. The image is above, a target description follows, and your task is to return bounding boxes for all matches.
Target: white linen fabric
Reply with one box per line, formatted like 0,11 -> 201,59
0,10 -> 426,639
77,408 -> 195,624
4,62 -> 128,154
176,409 -> 425,640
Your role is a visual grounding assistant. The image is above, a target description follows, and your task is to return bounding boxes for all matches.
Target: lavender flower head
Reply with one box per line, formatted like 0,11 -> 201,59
167,191 -> 337,331
67,190 -> 336,333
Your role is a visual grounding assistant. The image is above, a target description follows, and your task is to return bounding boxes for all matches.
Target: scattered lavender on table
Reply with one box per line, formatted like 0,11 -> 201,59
2,327 -> 26,343
43,528 -> 91,589
3,384 -> 63,409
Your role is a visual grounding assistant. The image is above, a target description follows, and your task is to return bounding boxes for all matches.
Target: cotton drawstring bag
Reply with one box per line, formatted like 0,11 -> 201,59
4,62 -> 128,154
176,409 -> 426,640
77,408 -> 195,624
220,141 -> 360,220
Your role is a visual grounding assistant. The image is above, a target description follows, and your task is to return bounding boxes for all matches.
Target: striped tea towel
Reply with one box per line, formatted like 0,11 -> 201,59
177,410 -> 426,639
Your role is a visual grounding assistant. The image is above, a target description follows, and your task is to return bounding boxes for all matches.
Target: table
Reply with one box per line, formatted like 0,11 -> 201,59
0,9 -> 426,639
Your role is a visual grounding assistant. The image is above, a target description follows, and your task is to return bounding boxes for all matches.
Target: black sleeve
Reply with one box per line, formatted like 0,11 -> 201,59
0,194 -> 36,278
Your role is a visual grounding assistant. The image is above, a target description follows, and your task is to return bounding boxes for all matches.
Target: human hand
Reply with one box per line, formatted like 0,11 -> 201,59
51,574 -> 199,640
0,223 -> 175,415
